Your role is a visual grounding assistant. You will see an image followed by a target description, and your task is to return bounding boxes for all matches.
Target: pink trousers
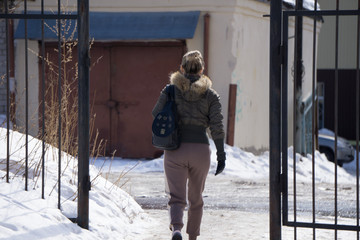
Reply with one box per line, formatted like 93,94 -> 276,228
164,143 -> 211,237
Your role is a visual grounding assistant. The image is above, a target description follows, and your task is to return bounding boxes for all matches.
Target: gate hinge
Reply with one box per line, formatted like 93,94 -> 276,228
279,45 -> 285,65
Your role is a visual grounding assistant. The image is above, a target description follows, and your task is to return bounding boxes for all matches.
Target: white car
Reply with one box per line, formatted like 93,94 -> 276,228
318,128 -> 355,166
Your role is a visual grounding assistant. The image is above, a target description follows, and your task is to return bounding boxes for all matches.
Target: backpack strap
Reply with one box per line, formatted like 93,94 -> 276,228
166,84 -> 175,102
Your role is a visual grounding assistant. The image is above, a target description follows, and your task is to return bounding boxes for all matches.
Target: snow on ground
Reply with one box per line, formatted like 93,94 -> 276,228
0,127 -> 150,240
94,140 -> 356,185
0,126 -> 359,239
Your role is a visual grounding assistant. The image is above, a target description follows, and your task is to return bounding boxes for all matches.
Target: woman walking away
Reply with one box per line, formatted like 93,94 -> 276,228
152,50 -> 226,240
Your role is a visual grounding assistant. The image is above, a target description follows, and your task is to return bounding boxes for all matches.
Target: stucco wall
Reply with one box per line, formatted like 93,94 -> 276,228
228,1 -> 270,152
227,2 -> 321,152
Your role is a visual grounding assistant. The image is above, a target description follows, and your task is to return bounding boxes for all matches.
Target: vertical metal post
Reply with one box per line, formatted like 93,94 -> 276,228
41,0 -> 46,200
269,0 -> 282,239
9,17 -> 15,127
5,0 -> 10,184
294,0 -> 303,155
57,0 -> 62,210
293,2 -> 304,238
334,1 -> 340,238
293,80 -> 297,240
24,0 -> 29,192
77,0 -> 90,229
356,1 -> 360,238
311,2 -> 318,239
282,13 -> 289,226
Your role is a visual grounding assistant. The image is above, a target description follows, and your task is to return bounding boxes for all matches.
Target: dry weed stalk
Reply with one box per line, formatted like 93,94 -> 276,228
37,7 -> 107,193
1,5 -> 134,201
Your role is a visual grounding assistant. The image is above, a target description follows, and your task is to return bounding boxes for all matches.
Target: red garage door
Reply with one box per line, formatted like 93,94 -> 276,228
89,42 -> 186,158
43,41 -> 186,158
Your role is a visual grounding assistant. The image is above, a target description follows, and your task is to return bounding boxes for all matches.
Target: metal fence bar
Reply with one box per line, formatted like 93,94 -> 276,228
57,0 -> 62,210
311,1 -> 318,239
77,0 -> 90,229
287,221 -> 360,231
282,12 -> 289,227
1,0 -> 90,229
41,0 -> 45,200
0,13 -> 77,19
282,1 -> 360,235
269,0 -> 282,239
24,0 -> 29,192
357,1 -> 360,239
285,9 -> 360,17
293,48 -> 298,239
5,0 -> 10,184
293,0 -> 303,236
334,1 -> 340,238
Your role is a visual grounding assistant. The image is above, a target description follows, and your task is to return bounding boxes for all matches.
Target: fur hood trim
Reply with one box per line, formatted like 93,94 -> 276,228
170,71 -> 212,96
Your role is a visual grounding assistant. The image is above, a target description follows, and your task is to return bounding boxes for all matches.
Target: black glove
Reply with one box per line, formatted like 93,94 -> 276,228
215,159 -> 225,176
214,139 -> 226,176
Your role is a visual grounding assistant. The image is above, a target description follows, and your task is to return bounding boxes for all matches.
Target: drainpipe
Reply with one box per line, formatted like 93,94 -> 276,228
227,84 -> 237,146
203,13 -> 210,76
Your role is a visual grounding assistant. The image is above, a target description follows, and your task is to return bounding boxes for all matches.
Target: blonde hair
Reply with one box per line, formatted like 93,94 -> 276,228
181,50 -> 205,74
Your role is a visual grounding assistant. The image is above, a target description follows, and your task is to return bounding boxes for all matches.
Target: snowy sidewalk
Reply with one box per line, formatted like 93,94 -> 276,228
141,209 -> 269,240
140,209 -> 357,240
113,172 -> 358,240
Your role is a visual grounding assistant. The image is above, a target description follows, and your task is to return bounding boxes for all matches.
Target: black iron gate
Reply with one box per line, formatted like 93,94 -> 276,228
271,0 -> 360,239
1,0 -> 90,229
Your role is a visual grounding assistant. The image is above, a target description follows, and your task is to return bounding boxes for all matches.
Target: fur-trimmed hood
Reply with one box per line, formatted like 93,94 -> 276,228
170,71 -> 212,101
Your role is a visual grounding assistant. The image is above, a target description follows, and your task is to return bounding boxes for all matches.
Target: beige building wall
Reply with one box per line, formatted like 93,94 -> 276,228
229,1 -> 270,152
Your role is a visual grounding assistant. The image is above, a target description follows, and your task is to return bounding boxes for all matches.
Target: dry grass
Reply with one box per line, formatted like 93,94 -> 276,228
0,6 -> 130,200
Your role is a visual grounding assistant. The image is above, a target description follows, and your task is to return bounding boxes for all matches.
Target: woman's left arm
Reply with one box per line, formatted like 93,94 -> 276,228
208,89 -> 226,175
208,89 -> 225,140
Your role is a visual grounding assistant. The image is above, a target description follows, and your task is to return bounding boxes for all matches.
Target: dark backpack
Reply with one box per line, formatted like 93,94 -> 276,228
152,85 -> 180,150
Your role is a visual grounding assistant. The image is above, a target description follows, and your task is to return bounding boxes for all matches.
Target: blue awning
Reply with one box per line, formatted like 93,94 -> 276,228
15,11 -> 200,40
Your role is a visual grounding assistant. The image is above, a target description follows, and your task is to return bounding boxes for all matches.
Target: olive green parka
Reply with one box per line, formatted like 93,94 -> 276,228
152,71 -> 225,143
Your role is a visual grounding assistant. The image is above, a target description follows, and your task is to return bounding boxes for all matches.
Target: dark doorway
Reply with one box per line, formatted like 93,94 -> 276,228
317,69 -> 357,140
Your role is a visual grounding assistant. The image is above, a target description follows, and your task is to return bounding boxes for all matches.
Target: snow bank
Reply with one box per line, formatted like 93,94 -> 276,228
94,140 -> 357,185
0,127 -> 150,239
